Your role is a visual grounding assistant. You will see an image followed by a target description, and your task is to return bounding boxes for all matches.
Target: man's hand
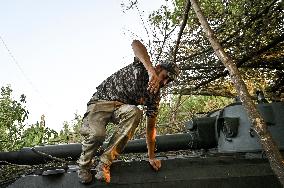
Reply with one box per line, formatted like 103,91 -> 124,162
147,70 -> 160,94
149,158 -> 161,171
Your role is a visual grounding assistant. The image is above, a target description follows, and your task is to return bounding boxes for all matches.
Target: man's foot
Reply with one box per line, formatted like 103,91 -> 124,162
78,168 -> 93,184
95,161 -> 111,183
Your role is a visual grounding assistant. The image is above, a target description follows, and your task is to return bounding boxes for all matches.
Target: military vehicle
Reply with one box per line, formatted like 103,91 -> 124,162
1,100 -> 283,188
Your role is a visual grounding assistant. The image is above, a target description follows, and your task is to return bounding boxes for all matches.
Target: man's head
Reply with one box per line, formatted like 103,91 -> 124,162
155,61 -> 179,87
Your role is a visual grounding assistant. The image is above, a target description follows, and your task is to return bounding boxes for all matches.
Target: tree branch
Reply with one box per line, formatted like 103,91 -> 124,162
173,0 -> 191,63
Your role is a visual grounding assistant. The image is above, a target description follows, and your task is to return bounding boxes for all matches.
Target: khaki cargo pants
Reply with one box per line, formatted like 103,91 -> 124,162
77,100 -> 142,168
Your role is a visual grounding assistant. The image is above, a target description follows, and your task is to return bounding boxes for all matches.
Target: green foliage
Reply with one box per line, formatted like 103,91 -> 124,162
0,85 -> 84,151
0,86 -> 29,151
0,85 -> 58,151
56,113 -> 83,143
21,121 -> 58,147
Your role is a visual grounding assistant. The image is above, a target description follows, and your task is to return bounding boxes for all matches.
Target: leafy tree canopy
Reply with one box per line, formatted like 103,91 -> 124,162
146,0 -> 283,99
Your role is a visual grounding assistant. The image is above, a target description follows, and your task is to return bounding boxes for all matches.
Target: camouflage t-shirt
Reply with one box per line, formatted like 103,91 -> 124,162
89,58 -> 160,118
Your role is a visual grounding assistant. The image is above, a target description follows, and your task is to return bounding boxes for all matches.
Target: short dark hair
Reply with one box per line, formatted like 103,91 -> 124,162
159,62 -> 179,81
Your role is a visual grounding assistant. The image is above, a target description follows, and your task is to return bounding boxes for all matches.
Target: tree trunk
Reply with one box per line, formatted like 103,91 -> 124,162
189,0 -> 284,186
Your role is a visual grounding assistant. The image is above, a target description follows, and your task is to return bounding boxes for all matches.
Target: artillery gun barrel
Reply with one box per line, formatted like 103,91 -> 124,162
0,132 -> 212,165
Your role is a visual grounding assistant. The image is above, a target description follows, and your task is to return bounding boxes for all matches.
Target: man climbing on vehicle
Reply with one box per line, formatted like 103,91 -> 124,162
77,40 -> 179,184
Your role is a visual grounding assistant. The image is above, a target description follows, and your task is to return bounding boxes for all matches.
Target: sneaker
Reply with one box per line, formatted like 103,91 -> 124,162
78,168 -> 93,184
95,162 -> 111,183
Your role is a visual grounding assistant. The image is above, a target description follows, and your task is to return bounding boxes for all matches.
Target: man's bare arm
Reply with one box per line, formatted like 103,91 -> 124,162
146,116 -> 161,171
131,40 -> 160,94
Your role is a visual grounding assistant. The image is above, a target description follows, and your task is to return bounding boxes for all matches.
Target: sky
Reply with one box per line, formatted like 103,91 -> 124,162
0,0 -> 164,131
